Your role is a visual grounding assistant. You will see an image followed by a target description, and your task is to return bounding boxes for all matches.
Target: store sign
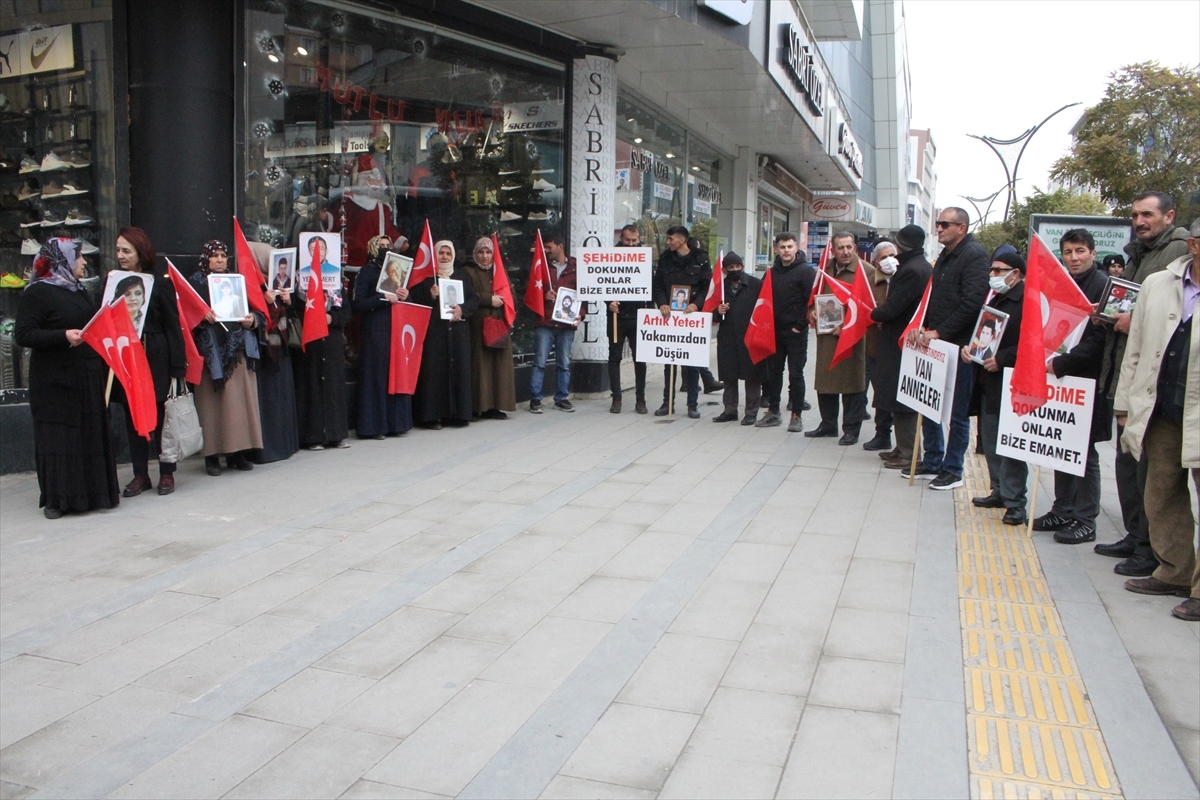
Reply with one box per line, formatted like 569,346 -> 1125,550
824,106 -> 862,190
855,200 -> 876,227
783,24 -> 824,115
698,0 -> 754,25
766,1 -> 826,141
264,122 -> 390,158
577,248 -> 653,301
502,101 -> 563,133
696,182 -> 722,205
809,197 -> 853,220
313,61 -> 407,122
570,55 -> 618,362
0,25 -> 74,77
693,197 -> 712,216
1030,214 -> 1133,262
654,182 -> 675,201
636,310 -> 713,368
630,148 -> 671,183
996,369 -> 1095,477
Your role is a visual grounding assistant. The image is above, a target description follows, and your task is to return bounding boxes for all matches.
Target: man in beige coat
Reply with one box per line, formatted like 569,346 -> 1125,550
1114,217 -> 1200,621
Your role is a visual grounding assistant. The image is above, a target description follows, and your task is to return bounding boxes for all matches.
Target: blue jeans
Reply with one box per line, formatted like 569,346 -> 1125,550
921,357 -> 975,477
531,327 -> 575,402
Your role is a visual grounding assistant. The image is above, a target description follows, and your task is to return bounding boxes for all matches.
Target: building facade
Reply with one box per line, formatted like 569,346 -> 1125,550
907,127 -> 938,260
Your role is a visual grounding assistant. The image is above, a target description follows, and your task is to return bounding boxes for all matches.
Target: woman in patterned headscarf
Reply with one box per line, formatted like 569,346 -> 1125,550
351,234 -> 413,439
15,238 -> 120,518
189,239 -> 265,476
408,239 -> 478,428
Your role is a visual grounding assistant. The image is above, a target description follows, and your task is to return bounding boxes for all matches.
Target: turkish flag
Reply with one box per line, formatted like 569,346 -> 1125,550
808,243 -> 831,307
409,219 -> 436,286
491,233 -> 516,328
82,300 -> 158,438
701,250 -> 724,313
898,278 -> 932,349
301,266 -> 329,350
829,260 -> 877,368
388,302 -> 431,395
1011,233 -> 1095,413
167,259 -> 209,385
524,229 -> 552,317
232,218 -> 269,316
744,267 -> 776,364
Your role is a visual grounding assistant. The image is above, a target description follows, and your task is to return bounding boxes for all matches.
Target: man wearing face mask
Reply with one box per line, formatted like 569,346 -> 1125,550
862,241 -> 898,451
964,251 -> 1029,525
712,252 -> 768,424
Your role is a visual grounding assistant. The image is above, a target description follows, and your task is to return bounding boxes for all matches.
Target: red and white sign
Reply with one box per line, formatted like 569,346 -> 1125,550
809,197 -> 852,220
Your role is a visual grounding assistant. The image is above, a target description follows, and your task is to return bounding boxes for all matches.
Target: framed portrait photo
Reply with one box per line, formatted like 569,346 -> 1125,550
377,252 -> 414,296
814,293 -> 843,334
208,273 -> 250,322
438,278 -> 464,320
268,248 -> 297,293
967,305 -> 1009,365
669,284 -> 691,311
297,232 -> 342,292
101,270 -> 155,337
551,287 -> 580,325
1098,277 -> 1139,322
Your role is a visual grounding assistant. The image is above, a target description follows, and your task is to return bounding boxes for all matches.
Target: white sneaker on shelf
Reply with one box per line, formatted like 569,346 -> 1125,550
80,240 -> 99,254
500,184 -> 521,192
40,152 -> 70,172
530,168 -> 555,175
58,183 -> 87,196
21,238 -> 40,255
499,211 -> 523,222
64,209 -> 93,225
19,155 -> 40,173
527,211 -> 548,221
531,178 -> 556,192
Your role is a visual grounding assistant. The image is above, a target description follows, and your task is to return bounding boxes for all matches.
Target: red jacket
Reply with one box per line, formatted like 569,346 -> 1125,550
536,256 -> 589,329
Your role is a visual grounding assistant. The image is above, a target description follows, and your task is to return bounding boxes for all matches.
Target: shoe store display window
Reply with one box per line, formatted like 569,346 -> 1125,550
243,0 -> 566,367
0,3 -> 118,392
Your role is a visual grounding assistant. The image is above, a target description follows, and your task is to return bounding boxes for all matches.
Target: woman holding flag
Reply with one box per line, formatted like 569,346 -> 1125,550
465,236 -> 516,420
16,238 -> 120,518
111,228 -> 186,496
352,235 -> 413,438
409,239 -> 479,428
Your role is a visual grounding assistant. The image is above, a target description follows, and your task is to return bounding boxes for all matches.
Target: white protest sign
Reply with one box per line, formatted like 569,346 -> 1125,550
996,368 -> 1095,477
636,309 -> 712,367
577,248 -> 653,301
896,338 -> 958,426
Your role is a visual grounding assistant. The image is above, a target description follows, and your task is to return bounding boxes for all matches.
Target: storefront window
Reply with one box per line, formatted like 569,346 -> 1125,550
1,1 -> 118,390
615,94 -> 685,259
243,0 -> 566,366
685,139 -> 730,256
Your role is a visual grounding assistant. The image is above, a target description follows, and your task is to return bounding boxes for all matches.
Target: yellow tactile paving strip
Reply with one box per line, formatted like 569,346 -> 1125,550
957,453 -> 1123,799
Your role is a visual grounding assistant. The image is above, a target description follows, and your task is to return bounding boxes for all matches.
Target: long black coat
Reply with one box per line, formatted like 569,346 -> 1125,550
15,283 -> 102,425
409,270 -> 479,423
290,287 -> 351,445
869,249 -> 933,413
111,271 -> 186,408
1050,264 -> 1113,442
714,272 -> 769,384
925,233 -> 989,346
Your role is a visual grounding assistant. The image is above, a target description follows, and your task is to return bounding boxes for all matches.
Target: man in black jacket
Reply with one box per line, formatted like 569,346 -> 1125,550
607,224 -> 649,414
652,225 -> 711,419
906,207 -> 989,490
1033,229 -> 1113,544
758,232 -> 815,430
712,252 -> 768,424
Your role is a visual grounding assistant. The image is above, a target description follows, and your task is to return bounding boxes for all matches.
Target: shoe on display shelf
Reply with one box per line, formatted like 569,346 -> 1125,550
532,178 -> 556,192
530,168 -> 555,175
21,238 -> 40,255
0,273 -> 28,289
41,179 -> 63,197
65,150 -> 91,168
58,182 -> 87,197
500,184 -> 522,191
40,211 -> 66,226
498,169 -> 518,176
19,209 -> 43,227
80,240 -> 99,254
527,211 -> 548,221
19,154 -> 39,173
499,211 -> 523,222
17,180 -> 40,201
64,209 -> 93,226
40,151 -> 70,172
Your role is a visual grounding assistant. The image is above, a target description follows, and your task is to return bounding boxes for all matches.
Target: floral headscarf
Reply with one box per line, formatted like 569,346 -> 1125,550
199,240 -> 228,274
28,238 -> 82,292
434,240 -> 456,278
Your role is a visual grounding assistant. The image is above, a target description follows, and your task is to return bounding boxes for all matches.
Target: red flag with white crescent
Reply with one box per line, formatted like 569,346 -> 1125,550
898,278 -> 932,349
744,267 -> 776,364
491,233 -> 516,328
388,301 -> 431,395
409,220 -> 436,286
232,217 -> 269,315
81,300 -> 158,438
809,242 -> 831,306
830,259 -> 877,368
301,265 -> 329,350
701,250 -> 724,313
166,260 -> 209,384
524,229 -> 552,317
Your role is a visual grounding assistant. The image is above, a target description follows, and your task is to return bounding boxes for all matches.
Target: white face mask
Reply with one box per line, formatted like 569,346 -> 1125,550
878,255 -> 898,275
989,275 -> 1012,294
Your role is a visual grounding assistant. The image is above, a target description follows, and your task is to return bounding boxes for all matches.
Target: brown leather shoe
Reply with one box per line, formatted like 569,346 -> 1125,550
1172,597 -> 1200,621
123,475 -> 152,498
1124,577 -> 1191,597
157,473 -> 175,495
882,456 -> 911,470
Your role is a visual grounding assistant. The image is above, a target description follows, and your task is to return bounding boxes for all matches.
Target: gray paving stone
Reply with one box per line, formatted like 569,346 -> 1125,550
821,606 -> 908,663
836,557 -> 914,612
314,606 -> 463,679
720,623 -> 824,697
225,725 -> 399,799
241,667 -> 375,729
776,706 -> 899,799
478,616 -> 612,689
548,576 -> 654,624
616,633 -> 738,714
558,703 -> 699,792
659,752 -> 782,799
667,577 -> 770,641
682,686 -> 804,767
808,656 -> 904,714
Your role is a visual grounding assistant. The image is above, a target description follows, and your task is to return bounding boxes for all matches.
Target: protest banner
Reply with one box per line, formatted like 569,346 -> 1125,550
895,338 -> 958,426
635,309 -> 712,367
996,368 -> 1095,477
576,247 -> 653,301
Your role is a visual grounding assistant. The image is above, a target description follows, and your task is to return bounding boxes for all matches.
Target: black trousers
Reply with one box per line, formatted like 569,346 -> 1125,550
1120,423 -> 1152,557
818,392 -> 867,436
763,328 -> 807,414
608,317 -> 646,400
122,400 -> 175,478
865,355 -> 893,435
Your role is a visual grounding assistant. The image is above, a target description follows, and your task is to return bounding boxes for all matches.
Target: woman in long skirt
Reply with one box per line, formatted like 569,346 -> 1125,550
15,238 -> 119,518
464,236 -> 516,419
248,241 -> 299,463
409,240 -> 478,428
352,235 -> 413,438
291,248 -> 351,450
189,240 -> 264,476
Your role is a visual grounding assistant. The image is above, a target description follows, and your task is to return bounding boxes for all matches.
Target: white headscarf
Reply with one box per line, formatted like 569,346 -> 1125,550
434,240 -> 456,278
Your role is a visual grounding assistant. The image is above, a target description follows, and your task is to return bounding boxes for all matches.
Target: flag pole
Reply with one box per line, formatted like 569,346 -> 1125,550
611,308 -> 618,344
669,364 -> 676,417
908,415 -> 922,487
104,370 -> 114,407
1026,465 -> 1041,536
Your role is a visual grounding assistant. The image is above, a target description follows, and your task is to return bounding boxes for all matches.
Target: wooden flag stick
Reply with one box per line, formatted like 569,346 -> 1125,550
104,369 -> 114,408
1026,465 -> 1041,537
908,414 -> 923,487
611,309 -> 618,344
668,364 -> 676,417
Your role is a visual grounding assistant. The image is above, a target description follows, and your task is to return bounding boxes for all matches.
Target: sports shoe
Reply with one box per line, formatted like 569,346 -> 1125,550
40,151 -> 70,171
65,150 -> 91,168
499,211 -> 523,222
58,182 -> 87,196
1032,512 -> 1072,532
531,168 -> 555,175
41,179 -> 62,197
0,273 -> 28,288
1053,521 -> 1096,545
19,154 -> 39,173
554,399 -> 575,412
500,184 -> 522,192
687,406 -> 700,419
755,411 -> 782,428
928,471 -> 964,491
529,399 -> 543,414
900,463 -> 939,480
41,211 -> 65,226
532,178 -> 556,192
80,240 -> 99,254
17,179 -> 40,200
498,169 -> 518,176
20,238 -> 40,255
527,211 -> 548,221
64,208 -> 93,225
787,413 -> 804,433
19,209 -> 42,227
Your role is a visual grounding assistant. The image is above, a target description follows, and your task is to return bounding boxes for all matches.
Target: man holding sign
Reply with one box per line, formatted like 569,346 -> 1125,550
606,225 -> 651,414
652,225 -> 711,419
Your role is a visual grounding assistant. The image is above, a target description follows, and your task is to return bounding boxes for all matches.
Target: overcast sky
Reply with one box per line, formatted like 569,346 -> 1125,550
904,0 -> 1200,225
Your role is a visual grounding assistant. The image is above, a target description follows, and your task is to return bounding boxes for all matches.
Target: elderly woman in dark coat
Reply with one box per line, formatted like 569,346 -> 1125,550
248,241 -> 300,463
291,246 -> 351,449
409,240 -> 478,428
112,227 -> 187,496
464,236 -> 516,420
15,238 -> 120,518
352,234 -> 413,438
190,240 -> 264,476
711,252 -> 769,425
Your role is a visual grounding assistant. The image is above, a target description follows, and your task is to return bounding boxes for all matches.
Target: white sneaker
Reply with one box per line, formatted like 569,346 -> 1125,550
41,211 -> 65,226
532,178 -> 556,192
64,209 -> 93,225
80,240 -> 99,254
58,182 -> 87,196
498,169 -> 518,176
21,238 -> 40,255
499,211 -> 523,222
500,184 -> 521,192
530,168 -> 555,175
527,211 -> 548,221
40,152 -> 70,172
19,154 -> 39,173
65,151 -> 91,168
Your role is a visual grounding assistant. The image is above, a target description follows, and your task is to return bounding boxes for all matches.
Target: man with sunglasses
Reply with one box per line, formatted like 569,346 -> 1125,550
904,207 -> 989,490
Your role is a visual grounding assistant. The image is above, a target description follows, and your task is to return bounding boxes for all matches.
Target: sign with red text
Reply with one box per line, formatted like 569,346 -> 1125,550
896,338 -> 958,425
996,369 -> 1094,477
636,310 -> 713,367
577,247 -> 652,301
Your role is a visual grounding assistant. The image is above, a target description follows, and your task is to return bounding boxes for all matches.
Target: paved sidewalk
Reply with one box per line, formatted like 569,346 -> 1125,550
0,366 -> 1196,799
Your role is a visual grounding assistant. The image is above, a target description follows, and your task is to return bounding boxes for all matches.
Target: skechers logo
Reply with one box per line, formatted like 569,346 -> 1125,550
30,31 -> 60,69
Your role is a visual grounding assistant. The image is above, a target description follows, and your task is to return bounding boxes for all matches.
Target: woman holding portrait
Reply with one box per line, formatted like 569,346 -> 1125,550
408,239 -> 478,428
352,235 -> 413,439
291,248 -> 351,450
464,237 -> 515,419
249,241 -> 299,463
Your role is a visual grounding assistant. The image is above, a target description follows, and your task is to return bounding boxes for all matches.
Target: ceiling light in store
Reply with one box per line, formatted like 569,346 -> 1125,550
633,137 -> 642,143
627,117 -> 635,122
691,166 -> 700,171
267,53 -> 279,62
665,152 -> 675,158
296,46 -> 308,56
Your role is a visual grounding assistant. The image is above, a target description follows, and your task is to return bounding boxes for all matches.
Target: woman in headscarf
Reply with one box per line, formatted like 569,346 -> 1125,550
248,241 -> 299,463
464,236 -> 516,420
408,239 -> 478,428
290,240 -> 351,450
352,234 -> 413,439
189,240 -> 264,476
111,227 -> 186,496
15,238 -> 120,518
